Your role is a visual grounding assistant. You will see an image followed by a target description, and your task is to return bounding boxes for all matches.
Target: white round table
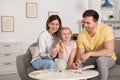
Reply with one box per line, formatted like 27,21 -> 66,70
28,69 -> 99,80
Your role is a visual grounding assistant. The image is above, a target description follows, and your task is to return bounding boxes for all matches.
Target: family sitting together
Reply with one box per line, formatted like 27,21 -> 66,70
31,9 -> 117,80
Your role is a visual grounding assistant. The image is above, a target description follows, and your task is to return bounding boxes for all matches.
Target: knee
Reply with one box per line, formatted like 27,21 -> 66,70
96,56 -> 107,63
96,56 -> 108,67
49,60 -> 55,65
32,62 -> 40,70
47,60 -> 55,69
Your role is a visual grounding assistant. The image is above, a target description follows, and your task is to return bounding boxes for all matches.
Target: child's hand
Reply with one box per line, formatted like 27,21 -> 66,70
72,63 -> 80,69
66,64 -> 73,70
66,63 -> 80,70
72,60 -> 82,70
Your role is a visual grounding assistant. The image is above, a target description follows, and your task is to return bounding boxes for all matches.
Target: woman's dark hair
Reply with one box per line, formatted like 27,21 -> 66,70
46,15 -> 62,36
83,10 -> 99,22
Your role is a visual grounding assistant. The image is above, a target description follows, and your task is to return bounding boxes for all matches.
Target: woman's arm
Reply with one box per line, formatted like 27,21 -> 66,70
38,35 -> 53,59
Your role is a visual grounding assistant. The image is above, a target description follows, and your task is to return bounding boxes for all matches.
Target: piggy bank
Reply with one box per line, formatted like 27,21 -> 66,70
54,58 -> 66,72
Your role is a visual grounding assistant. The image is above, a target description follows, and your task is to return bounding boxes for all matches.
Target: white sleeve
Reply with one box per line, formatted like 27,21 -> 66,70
38,36 -> 51,59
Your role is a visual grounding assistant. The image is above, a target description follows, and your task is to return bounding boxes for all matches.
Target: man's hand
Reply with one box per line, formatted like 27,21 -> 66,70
80,52 -> 91,62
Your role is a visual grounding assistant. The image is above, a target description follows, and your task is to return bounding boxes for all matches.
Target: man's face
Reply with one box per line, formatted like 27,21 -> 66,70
82,16 -> 98,33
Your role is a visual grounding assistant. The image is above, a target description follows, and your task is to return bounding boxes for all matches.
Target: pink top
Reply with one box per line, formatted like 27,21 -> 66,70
56,40 -> 77,63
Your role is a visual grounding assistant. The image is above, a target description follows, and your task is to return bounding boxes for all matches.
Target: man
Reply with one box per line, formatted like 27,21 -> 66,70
75,10 -> 117,80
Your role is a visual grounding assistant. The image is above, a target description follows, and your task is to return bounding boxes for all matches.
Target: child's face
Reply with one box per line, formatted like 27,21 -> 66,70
61,29 -> 71,41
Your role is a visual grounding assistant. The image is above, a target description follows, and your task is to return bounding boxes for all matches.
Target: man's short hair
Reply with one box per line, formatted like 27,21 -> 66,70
83,10 -> 99,22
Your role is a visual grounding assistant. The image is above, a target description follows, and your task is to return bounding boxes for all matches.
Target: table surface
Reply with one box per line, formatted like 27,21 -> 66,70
28,69 -> 99,80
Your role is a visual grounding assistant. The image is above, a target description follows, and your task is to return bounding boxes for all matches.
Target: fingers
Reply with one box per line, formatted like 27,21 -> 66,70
72,63 -> 80,69
75,59 -> 82,66
52,48 -> 58,54
50,48 -> 58,58
80,55 -> 86,63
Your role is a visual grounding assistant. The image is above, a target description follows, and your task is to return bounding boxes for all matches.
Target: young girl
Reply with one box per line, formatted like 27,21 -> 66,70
52,27 -> 77,69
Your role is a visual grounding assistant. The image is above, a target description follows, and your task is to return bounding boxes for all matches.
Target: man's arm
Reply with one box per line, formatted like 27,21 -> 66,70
76,39 -> 114,63
88,39 -> 114,57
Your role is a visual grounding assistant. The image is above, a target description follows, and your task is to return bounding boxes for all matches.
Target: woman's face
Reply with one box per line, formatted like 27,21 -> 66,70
48,19 -> 60,34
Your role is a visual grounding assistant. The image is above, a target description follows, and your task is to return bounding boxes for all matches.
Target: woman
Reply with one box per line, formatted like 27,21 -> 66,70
31,15 -> 62,70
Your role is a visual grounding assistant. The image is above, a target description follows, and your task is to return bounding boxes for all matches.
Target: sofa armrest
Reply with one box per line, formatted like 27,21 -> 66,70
115,39 -> 120,65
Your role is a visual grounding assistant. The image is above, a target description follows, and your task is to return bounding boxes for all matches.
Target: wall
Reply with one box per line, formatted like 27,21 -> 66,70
0,0 -> 101,53
101,0 -> 120,38
101,0 -> 120,20
88,0 -> 101,22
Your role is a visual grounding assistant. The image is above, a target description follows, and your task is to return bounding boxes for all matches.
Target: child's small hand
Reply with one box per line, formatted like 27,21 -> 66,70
66,64 -> 73,70
72,63 -> 80,69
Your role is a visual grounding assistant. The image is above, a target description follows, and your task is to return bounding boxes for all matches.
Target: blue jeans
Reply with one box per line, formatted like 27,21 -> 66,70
32,58 -> 55,70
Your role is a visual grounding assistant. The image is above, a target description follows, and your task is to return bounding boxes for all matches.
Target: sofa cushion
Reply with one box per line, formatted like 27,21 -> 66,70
108,77 -> 120,80
109,65 -> 120,77
30,46 -> 39,60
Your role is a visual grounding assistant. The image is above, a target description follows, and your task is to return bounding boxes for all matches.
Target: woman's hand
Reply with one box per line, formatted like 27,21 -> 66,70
50,48 -> 58,58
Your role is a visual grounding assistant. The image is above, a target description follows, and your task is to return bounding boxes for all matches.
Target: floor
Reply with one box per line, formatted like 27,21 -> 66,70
0,73 -> 21,80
